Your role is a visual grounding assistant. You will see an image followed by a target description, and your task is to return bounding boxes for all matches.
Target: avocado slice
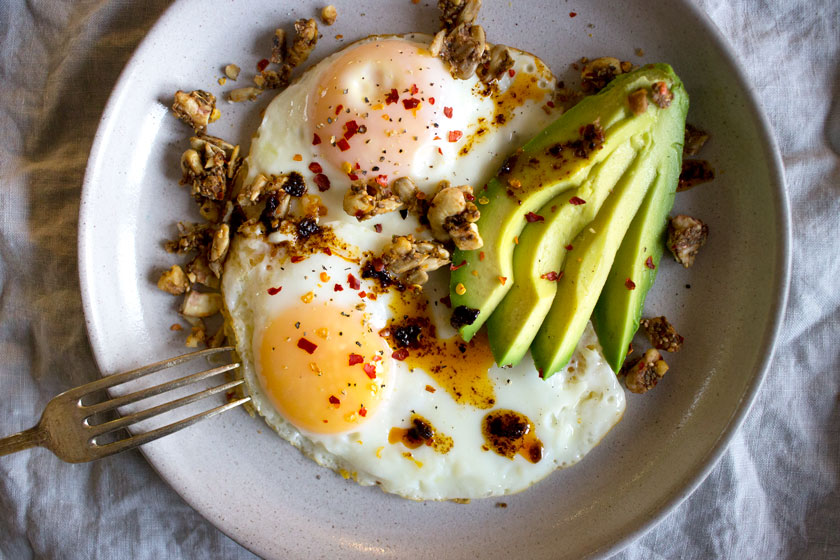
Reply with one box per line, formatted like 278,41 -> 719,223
450,65 -> 682,342
593,98 -> 687,372
530,66 -> 688,378
487,138 -> 643,366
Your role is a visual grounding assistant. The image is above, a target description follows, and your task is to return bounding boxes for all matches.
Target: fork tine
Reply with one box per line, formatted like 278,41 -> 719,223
87,378 -> 245,438
73,346 -> 235,397
91,396 -> 251,459
84,361 -> 240,416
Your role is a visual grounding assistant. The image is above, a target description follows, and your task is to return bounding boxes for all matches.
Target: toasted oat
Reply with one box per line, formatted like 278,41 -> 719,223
641,316 -> 684,353
624,349 -> 669,394
157,265 -> 190,295
668,215 -> 709,268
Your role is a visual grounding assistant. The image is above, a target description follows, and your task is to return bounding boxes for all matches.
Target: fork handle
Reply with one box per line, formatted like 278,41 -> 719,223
0,425 -> 48,457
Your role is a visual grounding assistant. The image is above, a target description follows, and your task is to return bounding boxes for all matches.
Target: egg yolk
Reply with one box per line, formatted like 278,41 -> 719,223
308,38 -> 456,179
257,304 -> 390,434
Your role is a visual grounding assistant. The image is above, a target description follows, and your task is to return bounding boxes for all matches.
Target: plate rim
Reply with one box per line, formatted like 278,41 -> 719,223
77,0 -> 792,557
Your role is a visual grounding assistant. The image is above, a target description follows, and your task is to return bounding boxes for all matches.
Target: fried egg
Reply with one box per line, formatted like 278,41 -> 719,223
222,34 -> 626,500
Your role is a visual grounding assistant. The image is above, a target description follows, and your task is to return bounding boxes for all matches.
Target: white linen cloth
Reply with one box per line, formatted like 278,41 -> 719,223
0,0 -> 837,558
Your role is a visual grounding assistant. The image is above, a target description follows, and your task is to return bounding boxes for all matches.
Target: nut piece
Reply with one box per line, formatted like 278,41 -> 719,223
171,90 -> 216,132
165,222 -> 213,254
641,316 -> 684,353
157,265 -> 189,295
321,5 -> 337,25
180,135 -> 241,201
287,19 -> 318,68
229,86 -> 263,103
392,176 -> 430,216
186,254 -> 220,289
224,64 -> 241,80
628,88 -> 648,115
180,291 -> 223,318
439,0 -> 482,29
667,214 -> 709,268
624,349 -> 669,394
431,23 -> 487,80
476,43 -> 514,84
428,183 -> 483,250
683,124 -> 710,156
209,224 -> 230,263
381,235 -> 451,285
580,57 -> 624,93
343,179 -> 404,221
677,159 -> 715,192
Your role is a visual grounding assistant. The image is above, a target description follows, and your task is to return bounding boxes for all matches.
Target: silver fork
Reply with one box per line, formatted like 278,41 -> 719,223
0,346 -> 248,462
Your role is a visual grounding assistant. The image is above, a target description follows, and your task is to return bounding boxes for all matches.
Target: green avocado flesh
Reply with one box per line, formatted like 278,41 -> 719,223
487,139 -> 642,366
449,65 -> 680,342
593,104 -> 687,373
530,65 -> 688,378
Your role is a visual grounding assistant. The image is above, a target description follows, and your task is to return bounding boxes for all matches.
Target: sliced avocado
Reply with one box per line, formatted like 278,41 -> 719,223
593,98 -> 687,372
450,65 -> 681,342
530,65 -> 687,378
487,139 -> 642,366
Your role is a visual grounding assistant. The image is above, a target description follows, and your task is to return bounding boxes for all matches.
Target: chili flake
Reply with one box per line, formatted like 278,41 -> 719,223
385,88 -> 399,104
479,251 -> 486,261
450,260 -> 467,271
565,244 -> 574,251
455,282 -> 466,295
344,120 -> 359,139
292,154 -> 302,161
440,295 -> 452,307
392,348 -> 409,361
429,97 -> 435,105
328,395 -> 340,407
349,353 -> 364,366
308,162 -> 323,173
410,83 -> 418,95
375,174 -> 389,187
337,138 -> 351,151
443,106 -> 453,118
267,286 -> 282,295
314,173 -> 331,191
498,276 -> 507,285
334,284 -> 344,292
363,363 -> 377,379
448,130 -> 463,142
312,133 -> 322,145
645,256 -> 656,270
402,98 -> 420,110
319,272 -> 330,282
569,196 -> 586,205
540,271 -> 562,281
525,212 -> 544,223
508,68 -> 516,77
335,103 -> 343,115
374,224 -> 383,233
291,255 -> 305,263
347,274 -> 361,290
425,385 -> 436,393
359,406 -> 367,417
298,337 -> 318,354
625,278 -> 636,290
256,58 -> 269,72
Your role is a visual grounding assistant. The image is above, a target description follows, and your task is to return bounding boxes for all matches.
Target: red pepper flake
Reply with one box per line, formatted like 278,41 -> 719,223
437,147 -> 443,155
291,255 -> 304,263
443,106 -> 453,118
312,133 -> 322,145
569,11 -> 577,17
625,278 -> 636,290
348,173 -> 359,181
374,224 -> 383,233
256,58 -> 269,72
547,100 -> 556,108
429,97 -> 435,105
450,260 -> 467,271
323,248 -> 332,256
569,196 -> 586,205
525,211 -> 544,223
347,274 -> 361,290
440,295 -> 452,307
267,286 -> 282,295
464,192 -> 475,201
372,258 -> 385,272
498,276 -> 507,285
335,103 -> 343,115
508,68 -> 516,77
479,251 -> 486,261
448,130 -> 463,142
363,363 -> 377,379
358,291 -> 367,299
314,173 -> 331,192
645,256 -> 656,270
375,174 -> 389,187
392,348 -> 409,361
402,98 -> 420,110
355,162 -> 361,169
337,138 -> 351,152
308,162 -> 323,173
425,385 -> 436,393
410,83 -> 419,95
349,353 -> 364,366
368,292 -> 378,301
359,405 -> 367,417
565,244 -> 574,251
540,271 -> 563,281
328,395 -> 340,407
385,88 -> 399,105
334,283 -> 344,292
344,122 -> 358,140
297,337 -> 318,354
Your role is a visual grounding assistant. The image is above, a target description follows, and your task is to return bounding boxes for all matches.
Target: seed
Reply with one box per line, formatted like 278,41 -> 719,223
455,283 -> 466,295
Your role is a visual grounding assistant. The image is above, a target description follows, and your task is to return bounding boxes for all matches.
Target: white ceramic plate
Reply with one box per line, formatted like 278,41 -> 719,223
78,1 -> 790,558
